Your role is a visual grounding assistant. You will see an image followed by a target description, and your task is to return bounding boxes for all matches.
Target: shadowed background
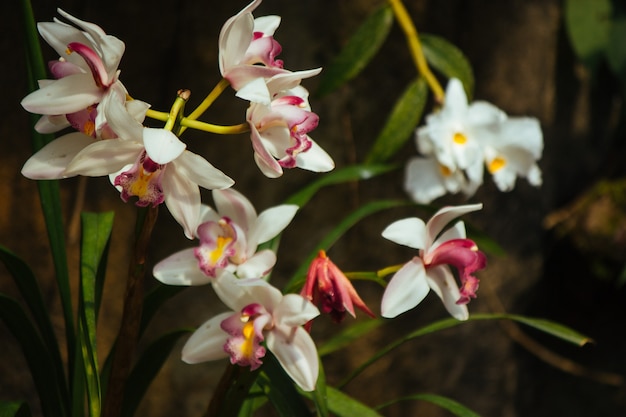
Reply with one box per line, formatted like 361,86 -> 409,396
2,0 -> 626,416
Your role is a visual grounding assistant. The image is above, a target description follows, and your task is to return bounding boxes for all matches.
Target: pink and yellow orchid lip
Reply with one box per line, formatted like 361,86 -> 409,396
114,151 -> 166,207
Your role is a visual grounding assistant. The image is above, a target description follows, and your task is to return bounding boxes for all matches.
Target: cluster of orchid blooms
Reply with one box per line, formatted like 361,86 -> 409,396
19,0 -> 541,393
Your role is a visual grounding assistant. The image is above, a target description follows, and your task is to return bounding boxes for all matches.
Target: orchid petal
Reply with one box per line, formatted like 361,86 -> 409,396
212,272 -> 282,311
248,205 -> 298,245
381,259 -> 430,318
181,312 -> 232,364
143,128 -> 186,164
274,294 -> 320,327
34,115 -> 71,134
162,163 -> 201,239
253,15 -> 281,36
153,248 -> 213,286
102,90 -> 144,140
21,73 -> 101,115
425,204 -> 482,246
21,132 -> 94,179
236,250 -> 276,279
64,139 -> 141,176
212,188 -> 257,231
295,139 -> 335,173
381,218 -> 427,249
426,266 -> 469,320
266,325 -> 319,391
218,0 -> 261,73
175,152 -> 234,191
404,157 -> 449,204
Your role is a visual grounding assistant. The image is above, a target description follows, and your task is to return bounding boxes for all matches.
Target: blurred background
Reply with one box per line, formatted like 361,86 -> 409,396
2,0 -> 626,416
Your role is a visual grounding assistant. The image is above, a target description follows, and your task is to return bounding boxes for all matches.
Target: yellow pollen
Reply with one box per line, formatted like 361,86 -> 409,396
240,321 -> 256,358
439,164 -> 452,177
209,235 -> 232,264
83,121 -> 95,136
65,47 -> 73,55
453,132 -> 467,144
129,169 -> 155,197
488,157 -> 506,173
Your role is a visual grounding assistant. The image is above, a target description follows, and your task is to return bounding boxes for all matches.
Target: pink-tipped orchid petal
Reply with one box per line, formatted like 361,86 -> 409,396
218,0 -> 261,73
248,204 -> 298,245
67,42 -> 110,87
143,128 -> 186,164
266,325 -> 319,392
294,139 -> 334,173
236,250 -> 276,279
21,132 -> 95,179
382,217 -> 427,250
426,266 -> 469,320
430,221 -> 467,251
253,15 -> 281,37
21,73 -> 101,115
64,139 -> 142,177
162,163 -> 201,239
153,248 -> 213,286
381,259 -> 430,318
182,312 -> 232,364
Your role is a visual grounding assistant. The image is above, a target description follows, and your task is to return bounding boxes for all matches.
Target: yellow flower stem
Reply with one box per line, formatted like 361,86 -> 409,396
387,0 -> 445,103
178,78 -> 231,135
376,263 -> 404,278
164,89 -> 190,133
180,119 -> 250,135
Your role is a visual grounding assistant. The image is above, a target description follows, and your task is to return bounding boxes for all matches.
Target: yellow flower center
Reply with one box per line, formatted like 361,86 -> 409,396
488,157 -> 506,173
129,169 -> 157,198
439,164 -> 453,177
209,235 -> 233,264
453,132 -> 467,144
240,321 -> 256,359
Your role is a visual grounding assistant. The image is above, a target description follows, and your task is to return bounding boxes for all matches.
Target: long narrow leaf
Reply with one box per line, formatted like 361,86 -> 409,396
0,294 -> 68,417
421,34 -> 475,98
78,212 -> 115,417
365,77 -> 428,164
341,313 -> 591,387
121,329 -> 192,417
301,386 -> 383,417
257,354 -> 311,417
0,246 -> 67,402
376,393 -> 481,417
0,401 -> 32,417
285,199 -> 413,290
318,319 -> 384,357
316,5 -> 394,96
20,0 -> 75,373
284,164 -> 398,207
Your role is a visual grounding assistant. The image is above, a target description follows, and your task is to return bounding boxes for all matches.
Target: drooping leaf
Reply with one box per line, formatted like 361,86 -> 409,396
0,401 -> 32,417
318,319 -> 384,357
376,393 -> 480,417
316,5 -> 394,96
285,164 -> 398,208
121,329 -> 192,417
341,313 -> 591,387
0,294 -> 68,417
564,0 -> 613,68
421,34 -> 475,99
285,199 -> 414,290
365,77 -> 429,164
302,386 -> 383,417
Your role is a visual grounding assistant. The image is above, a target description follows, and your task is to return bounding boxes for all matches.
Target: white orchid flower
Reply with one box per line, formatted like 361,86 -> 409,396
247,71 -> 334,178
381,204 -> 487,321
153,187 -> 298,284
182,272 -> 320,392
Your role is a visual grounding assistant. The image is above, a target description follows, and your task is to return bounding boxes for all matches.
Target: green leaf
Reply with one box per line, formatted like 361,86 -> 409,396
318,319 -> 384,357
302,386 -> 383,417
0,401 -> 32,417
0,294 -> 68,417
564,0 -> 613,68
78,213 -> 114,417
365,77 -> 429,164
341,313 -> 591,387
121,329 -> 192,417
316,5 -> 394,96
310,359 -> 329,417
606,16 -> 626,77
257,354 -> 311,417
376,393 -> 480,417
0,246 -> 67,400
421,34 -> 475,98
285,199 -> 414,290
284,163 -> 398,207
20,0 -> 75,374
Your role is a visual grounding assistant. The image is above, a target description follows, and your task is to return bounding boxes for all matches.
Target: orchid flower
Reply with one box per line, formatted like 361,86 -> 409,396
153,187 -> 298,283
182,272 -> 320,391
247,71 -> 334,178
20,9 -> 141,138
219,0 -> 289,103
380,204 -> 487,320
407,78 -> 543,203
301,250 -> 375,328
25,90 -> 233,238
